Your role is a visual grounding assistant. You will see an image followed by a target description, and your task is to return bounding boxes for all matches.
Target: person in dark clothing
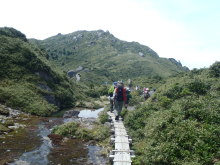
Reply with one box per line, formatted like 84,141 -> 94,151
114,81 -> 127,120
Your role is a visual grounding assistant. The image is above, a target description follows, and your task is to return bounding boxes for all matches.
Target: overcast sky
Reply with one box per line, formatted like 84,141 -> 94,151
1,0 -> 219,69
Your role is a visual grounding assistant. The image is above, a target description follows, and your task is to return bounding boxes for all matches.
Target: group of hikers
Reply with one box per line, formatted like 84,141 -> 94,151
108,81 -> 130,120
108,81 -> 155,121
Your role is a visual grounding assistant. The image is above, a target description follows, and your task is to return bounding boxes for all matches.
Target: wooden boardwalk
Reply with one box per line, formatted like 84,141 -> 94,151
107,112 -> 135,165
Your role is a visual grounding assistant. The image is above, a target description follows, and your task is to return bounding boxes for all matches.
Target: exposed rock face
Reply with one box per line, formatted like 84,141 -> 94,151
63,110 -> 80,118
67,70 -> 76,78
67,66 -> 84,78
169,58 -> 189,71
43,94 -> 60,107
38,84 -> 61,107
35,71 -> 53,81
169,58 -> 182,67
139,52 -> 144,57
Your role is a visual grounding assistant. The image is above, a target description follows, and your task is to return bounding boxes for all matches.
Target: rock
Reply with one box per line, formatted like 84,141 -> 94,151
8,123 -> 25,129
67,66 -> 84,78
67,70 -> 76,78
43,94 -> 56,105
169,58 -> 182,67
4,120 -> 14,126
0,124 -> 10,134
35,71 -> 53,81
0,105 -> 9,116
63,110 -> 80,118
138,52 -> 144,57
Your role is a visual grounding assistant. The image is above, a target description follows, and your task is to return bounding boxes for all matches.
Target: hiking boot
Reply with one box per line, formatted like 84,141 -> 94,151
115,115 -> 119,121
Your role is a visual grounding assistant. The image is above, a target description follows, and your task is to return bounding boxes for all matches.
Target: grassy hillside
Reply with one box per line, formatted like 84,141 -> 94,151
30,30 -> 188,85
124,62 -> 220,165
0,27 -> 75,116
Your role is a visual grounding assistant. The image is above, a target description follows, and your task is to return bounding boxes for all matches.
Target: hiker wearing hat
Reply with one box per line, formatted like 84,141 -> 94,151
113,81 -> 127,120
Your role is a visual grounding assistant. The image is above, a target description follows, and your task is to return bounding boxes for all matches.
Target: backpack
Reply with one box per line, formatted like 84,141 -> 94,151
116,86 -> 124,101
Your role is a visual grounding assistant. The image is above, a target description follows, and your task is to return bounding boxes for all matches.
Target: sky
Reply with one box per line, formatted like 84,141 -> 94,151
0,0 -> 219,69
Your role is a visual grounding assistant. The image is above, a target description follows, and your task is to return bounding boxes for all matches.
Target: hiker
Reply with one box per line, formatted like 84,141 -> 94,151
108,82 -> 117,112
125,88 -> 132,109
143,87 -> 150,101
114,81 -> 127,120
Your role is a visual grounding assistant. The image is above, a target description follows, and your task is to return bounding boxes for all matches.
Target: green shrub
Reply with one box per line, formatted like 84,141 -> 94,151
164,84 -> 183,99
91,125 -> 110,141
52,122 -> 80,137
158,96 -> 172,108
187,79 -> 210,95
124,65 -> 220,165
52,121 -> 110,141
209,61 -> 220,78
99,110 -> 109,124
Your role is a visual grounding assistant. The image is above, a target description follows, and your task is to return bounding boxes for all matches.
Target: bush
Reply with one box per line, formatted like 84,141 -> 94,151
52,121 -> 110,141
99,110 -> 109,124
124,65 -> 220,165
187,79 -> 210,95
209,61 -> 220,78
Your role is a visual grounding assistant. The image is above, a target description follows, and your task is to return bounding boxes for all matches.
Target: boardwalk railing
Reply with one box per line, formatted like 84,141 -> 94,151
107,112 -> 135,165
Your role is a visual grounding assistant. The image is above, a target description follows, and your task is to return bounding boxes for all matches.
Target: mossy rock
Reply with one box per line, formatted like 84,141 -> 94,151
0,105 -> 10,116
4,119 -> 14,126
0,123 -> 10,134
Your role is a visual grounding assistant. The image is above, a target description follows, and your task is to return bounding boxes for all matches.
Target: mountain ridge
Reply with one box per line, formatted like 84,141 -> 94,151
30,30 -> 189,84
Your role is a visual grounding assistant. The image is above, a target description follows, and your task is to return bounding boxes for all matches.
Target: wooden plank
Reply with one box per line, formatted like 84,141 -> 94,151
107,111 -> 134,165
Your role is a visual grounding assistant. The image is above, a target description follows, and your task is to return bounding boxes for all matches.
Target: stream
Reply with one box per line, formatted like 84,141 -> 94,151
1,108 -> 108,165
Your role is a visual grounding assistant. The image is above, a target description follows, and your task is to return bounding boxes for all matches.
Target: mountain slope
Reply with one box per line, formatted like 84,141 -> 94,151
0,27 -> 75,116
124,62 -> 220,164
30,30 -> 188,84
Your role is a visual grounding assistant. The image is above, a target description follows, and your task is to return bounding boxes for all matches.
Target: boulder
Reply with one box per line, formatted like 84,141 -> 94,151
139,52 -> 144,57
0,124 -> 11,134
67,70 -> 76,78
0,106 -> 9,116
63,110 -> 80,118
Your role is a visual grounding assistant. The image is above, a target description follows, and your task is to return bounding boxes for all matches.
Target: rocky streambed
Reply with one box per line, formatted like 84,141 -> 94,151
0,105 -> 109,165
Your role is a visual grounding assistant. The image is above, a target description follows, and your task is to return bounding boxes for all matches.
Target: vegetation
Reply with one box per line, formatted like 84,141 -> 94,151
123,63 -> 220,165
0,27 -> 75,116
1,27 -> 219,164
52,118 -> 110,142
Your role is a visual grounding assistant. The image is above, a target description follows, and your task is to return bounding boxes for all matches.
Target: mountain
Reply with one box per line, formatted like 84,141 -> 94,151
0,27 -> 75,116
30,30 -> 189,85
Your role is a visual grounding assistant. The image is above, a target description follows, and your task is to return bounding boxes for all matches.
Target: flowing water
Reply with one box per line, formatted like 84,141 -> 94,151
8,124 -> 52,165
78,108 -> 104,118
2,107 -> 108,165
